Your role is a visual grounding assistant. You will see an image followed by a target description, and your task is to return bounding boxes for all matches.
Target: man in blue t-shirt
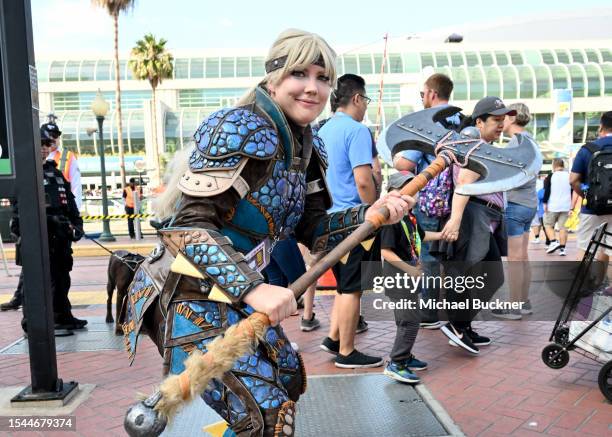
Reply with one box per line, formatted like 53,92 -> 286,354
570,111 -> 612,264
392,73 -> 461,329
318,74 -> 383,369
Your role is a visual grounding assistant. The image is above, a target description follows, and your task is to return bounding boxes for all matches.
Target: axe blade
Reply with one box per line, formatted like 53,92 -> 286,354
380,107 -> 540,196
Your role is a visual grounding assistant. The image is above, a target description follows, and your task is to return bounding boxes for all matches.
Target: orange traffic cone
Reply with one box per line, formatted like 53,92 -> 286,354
317,268 -> 337,290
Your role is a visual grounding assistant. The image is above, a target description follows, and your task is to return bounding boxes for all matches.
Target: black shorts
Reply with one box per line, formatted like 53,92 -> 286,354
332,237 -> 380,294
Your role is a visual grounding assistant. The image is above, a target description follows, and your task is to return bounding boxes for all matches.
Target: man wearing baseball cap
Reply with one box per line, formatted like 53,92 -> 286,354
41,115 -> 82,210
470,96 -> 517,143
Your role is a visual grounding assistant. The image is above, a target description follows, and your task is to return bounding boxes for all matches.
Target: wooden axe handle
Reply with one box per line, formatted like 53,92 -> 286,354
290,155 -> 449,297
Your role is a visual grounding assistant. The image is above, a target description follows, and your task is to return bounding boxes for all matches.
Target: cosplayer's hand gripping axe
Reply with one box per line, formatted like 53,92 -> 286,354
124,106 -> 540,436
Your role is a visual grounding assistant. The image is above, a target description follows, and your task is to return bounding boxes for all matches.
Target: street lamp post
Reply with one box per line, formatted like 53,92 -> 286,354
92,90 -> 115,242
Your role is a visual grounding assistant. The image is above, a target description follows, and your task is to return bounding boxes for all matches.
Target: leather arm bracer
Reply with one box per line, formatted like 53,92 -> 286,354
160,228 -> 264,304
310,204 -> 370,253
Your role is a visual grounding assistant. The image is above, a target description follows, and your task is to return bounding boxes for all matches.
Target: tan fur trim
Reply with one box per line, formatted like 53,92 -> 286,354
274,400 -> 296,437
178,159 -> 249,198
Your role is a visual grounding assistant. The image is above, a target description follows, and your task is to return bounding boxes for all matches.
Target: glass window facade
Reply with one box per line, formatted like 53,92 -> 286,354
586,111 -> 601,141
450,67 -> 468,100
585,49 -> 600,63
465,52 -> 479,66
494,51 -> 509,66
388,53 -> 403,74
573,112 -> 586,143
343,54 -> 358,74
359,54 -> 373,75
49,60 -> 65,82
468,68 -> 485,100
450,52 -> 464,67
236,57 -> 250,77
165,111 -> 181,153
570,49 -> 586,64
485,67 -> 502,98
541,50 -> 556,64
534,113 -> 551,142
366,84 -> 400,103
601,49 -> 612,62
190,58 -> 204,79
517,66 -> 534,99
435,52 -> 449,67
533,65 -> 551,97
584,64 -> 602,97
480,52 -> 494,66
601,64 -> 612,96
96,60 -> 111,81
500,66 -> 518,99
568,64 -> 586,97
555,50 -> 570,64
80,60 -> 96,81
420,53 -> 434,68
206,58 -> 220,78
178,88 -> 247,107
402,52 -> 420,73
174,58 -> 189,79
251,57 -> 265,77
550,65 -> 569,90
221,57 -> 235,78
510,51 -> 523,65
65,61 -> 80,81
53,91 -> 151,111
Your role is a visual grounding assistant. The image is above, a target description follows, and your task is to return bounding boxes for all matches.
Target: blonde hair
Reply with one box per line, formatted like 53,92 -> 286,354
154,30 -> 336,219
237,28 -> 337,106
151,144 -> 193,220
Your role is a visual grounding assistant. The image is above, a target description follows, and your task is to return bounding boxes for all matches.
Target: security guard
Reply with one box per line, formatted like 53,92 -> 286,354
15,134 -> 85,334
41,115 -> 82,210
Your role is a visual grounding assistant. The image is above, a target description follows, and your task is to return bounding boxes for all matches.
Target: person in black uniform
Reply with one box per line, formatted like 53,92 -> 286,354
15,134 -> 85,334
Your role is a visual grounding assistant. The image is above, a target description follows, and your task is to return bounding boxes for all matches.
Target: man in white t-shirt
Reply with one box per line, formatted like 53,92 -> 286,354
543,159 -> 572,256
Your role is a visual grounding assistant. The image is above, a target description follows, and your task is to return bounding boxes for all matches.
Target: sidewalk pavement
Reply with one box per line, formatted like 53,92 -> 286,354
0,237 -> 610,436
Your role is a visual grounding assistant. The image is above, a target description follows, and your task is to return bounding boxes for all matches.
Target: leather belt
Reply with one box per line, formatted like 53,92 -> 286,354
469,197 -> 504,213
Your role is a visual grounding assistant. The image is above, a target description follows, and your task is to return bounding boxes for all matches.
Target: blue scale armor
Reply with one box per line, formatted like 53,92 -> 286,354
239,376 -> 289,410
189,108 -> 279,172
311,204 -> 370,253
123,267 -> 159,361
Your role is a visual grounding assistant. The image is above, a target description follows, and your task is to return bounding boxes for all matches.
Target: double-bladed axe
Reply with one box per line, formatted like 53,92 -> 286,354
124,106 -> 540,436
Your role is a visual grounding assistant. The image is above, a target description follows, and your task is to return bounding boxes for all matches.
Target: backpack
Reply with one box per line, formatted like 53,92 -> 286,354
418,160 -> 453,218
584,142 -> 612,215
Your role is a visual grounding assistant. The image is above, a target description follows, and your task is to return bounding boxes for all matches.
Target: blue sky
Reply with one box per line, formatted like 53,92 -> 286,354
32,0 -> 611,56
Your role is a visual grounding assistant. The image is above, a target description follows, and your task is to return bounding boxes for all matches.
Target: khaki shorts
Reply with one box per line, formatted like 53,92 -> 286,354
543,211 -> 569,228
577,213 -> 612,255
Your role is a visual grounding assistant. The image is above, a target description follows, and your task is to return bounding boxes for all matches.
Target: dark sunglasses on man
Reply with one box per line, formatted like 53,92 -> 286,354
358,94 -> 371,105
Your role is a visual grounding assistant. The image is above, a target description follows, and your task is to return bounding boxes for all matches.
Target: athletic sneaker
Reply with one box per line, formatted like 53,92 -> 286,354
334,350 -> 383,368
491,309 -> 522,320
404,354 -> 428,371
320,337 -> 339,355
559,247 -> 567,256
440,323 -> 479,354
300,313 -> 321,332
419,320 -> 444,330
356,315 -> 369,334
532,237 -> 540,244
546,241 -> 561,254
521,300 -> 533,315
465,326 -> 491,346
384,361 -> 420,384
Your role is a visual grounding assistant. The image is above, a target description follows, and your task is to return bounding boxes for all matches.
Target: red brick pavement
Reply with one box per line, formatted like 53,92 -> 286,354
0,238 -> 610,436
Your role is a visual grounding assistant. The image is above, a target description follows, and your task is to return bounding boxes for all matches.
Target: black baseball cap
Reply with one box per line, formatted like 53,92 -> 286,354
40,122 -> 62,140
472,96 -> 517,120
387,171 -> 415,190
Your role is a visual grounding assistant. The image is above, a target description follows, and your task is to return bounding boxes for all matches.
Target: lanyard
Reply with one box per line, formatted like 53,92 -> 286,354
400,215 -> 421,262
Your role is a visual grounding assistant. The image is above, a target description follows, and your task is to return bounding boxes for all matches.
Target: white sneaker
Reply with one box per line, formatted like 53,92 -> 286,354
521,300 -> 533,315
546,241 -> 561,254
532,237 -> 540,244
559,248 -> 567,256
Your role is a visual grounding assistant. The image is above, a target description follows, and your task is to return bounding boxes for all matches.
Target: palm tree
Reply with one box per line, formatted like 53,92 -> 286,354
91,0 -> 135,188
129,34 -> 174,184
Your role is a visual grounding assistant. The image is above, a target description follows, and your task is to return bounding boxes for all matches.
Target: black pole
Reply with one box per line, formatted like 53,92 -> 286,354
97,115 -> 115,242
0,0 -> 76,400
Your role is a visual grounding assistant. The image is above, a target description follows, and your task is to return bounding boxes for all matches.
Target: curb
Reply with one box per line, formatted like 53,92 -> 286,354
1,243 -> 156,260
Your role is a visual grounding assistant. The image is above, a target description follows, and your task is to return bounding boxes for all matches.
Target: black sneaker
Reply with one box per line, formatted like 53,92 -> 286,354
440,323 -> 479,354
0,297 -> 22,311
356,315 -> 369,334
55,317 -> 88,330
465,326 -> 491,346
320,337 -> 340,355
300,313 -> 321,332
334,350 -> 384,368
